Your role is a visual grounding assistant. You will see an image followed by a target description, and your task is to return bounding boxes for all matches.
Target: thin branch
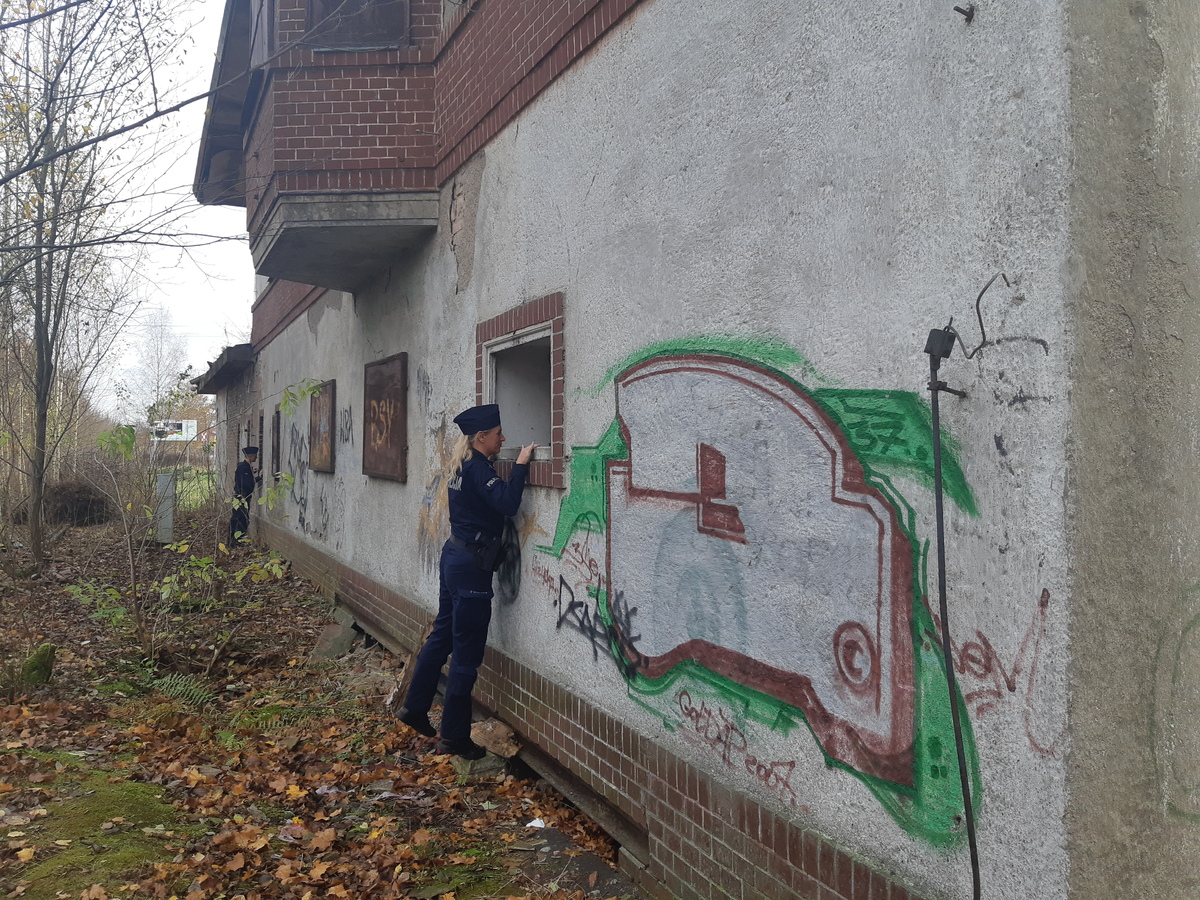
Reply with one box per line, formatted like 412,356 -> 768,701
0,8 -> 368,191
0,0 -> 96,33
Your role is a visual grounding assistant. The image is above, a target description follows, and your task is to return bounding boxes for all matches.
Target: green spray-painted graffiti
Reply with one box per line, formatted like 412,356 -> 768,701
810,388 -> 977,517
540,337 -> 980,846
540,420 -> 627,558
588,334 -> 837,397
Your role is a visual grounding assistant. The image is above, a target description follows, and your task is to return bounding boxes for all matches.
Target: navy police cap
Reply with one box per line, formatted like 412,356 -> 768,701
242,446 -> 259,455
453,404 -> 500,435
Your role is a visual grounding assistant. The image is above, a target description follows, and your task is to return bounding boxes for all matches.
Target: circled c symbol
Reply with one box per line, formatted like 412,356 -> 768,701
833,621 -> 880,697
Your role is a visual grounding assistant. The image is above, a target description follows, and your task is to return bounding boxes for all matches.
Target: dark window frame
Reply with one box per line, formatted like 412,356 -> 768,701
307,0 -> 411,50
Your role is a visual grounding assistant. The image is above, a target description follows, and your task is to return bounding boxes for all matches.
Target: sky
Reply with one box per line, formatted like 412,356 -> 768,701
127,0 -> 257,385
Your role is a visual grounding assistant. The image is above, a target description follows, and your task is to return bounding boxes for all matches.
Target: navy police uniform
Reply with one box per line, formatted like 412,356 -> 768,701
230,446 -> 261,543
402,406 -> 529,753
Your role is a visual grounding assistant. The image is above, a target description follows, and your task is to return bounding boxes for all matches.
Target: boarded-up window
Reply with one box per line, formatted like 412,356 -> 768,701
362,352 -> 408,482
308,0 -> 410,49
271,407 -> 281,479
310,381 -> 335,473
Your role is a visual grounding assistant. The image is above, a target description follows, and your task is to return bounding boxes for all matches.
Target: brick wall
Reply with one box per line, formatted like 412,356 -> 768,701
244,79 -> 276,213
245,0 -> 650,349
251,280 -> 328,348
257,0 -> 645,189
247,60 -> 438,234
258,518 -> 929,900
432,0 -> 645,182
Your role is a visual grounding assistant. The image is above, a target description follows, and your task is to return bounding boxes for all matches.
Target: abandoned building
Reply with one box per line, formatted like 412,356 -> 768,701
192,2 -> 1200,898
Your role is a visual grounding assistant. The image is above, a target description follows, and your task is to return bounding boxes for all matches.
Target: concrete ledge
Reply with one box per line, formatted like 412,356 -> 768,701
250,191 -> 439,292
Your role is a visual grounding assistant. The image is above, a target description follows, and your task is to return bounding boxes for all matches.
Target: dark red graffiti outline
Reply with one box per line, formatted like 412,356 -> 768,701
925,588 -> 1063,757
676,690 -> 800,807
607,355 -> 916,786
696,443 -> 747,543
833,621 -> 880,697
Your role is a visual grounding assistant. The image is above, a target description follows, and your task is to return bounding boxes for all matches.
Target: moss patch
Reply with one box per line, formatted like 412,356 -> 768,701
8,771 -> 197,899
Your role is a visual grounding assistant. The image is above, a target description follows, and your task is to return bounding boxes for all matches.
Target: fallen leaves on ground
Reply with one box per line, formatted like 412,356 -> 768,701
0,516 -> 633,900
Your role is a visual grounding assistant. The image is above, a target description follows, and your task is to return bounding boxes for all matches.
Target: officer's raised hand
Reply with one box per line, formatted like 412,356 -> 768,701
516,443 -> 538,465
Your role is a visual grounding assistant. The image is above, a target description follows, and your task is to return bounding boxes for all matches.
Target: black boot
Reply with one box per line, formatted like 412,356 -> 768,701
396,707 -> 436,737
435,737 -> 486,760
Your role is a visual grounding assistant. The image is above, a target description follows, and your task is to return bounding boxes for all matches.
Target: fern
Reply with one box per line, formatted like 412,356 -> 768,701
228,704 -> 320,731
152,673 -> 216,708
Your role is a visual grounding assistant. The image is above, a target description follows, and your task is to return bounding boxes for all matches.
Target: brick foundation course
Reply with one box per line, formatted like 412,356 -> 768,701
257,518 -> 928,900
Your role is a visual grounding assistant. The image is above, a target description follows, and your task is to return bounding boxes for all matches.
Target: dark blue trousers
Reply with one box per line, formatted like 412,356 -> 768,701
229,500 -> 250,543
402,541 -> 494,741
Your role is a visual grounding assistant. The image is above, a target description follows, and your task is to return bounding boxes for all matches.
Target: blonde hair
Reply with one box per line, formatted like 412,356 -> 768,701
447,432 -> 476,480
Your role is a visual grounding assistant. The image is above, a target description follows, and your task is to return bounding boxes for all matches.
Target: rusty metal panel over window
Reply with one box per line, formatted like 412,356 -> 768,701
362,352 -> 408,483
309,380 -> 336,473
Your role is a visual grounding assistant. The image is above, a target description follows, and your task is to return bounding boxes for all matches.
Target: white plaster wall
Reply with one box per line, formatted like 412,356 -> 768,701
255,2 -> 1074,898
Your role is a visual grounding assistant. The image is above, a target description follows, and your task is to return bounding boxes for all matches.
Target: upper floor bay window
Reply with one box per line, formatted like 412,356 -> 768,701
308,0 -> 411,49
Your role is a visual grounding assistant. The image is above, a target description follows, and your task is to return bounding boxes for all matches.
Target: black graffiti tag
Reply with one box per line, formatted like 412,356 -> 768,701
554,576 -> 609,660
552,580 -> 643,673
337,406 -> 354,445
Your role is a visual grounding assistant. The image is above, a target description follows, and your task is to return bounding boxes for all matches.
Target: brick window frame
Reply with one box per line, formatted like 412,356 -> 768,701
476,293 -> 564,489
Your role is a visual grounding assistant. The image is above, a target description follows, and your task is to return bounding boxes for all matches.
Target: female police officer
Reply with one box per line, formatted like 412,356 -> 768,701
397,404 -> 536,759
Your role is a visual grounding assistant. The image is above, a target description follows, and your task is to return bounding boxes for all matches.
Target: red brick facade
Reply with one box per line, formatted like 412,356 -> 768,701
241,0 -> 649,347
246,0 -> 646,233
250,279 -> 327,348
260,518 -> 928,900
430,0 -> 646,183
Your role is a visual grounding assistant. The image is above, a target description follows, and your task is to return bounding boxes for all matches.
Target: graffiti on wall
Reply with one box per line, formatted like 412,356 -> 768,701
928,588 -> 1064,757
494,518 -> 523,605
538,337 -> 983,846
287,420 -> 331,541
609,355 -> 916,784
676,689 -> 801,808
337,406 -> 354,446
287,421 -> 309,510
533,518 -> 611,657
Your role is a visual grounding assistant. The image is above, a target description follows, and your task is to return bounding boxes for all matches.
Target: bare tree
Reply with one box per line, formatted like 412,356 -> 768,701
116,306 -> 192,422
0,0 -> 380,569
0,0 -> 192,565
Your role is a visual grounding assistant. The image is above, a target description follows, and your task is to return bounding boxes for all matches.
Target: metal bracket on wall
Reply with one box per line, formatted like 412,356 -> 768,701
946,271 -> 1010,360
953,4 -> 976,24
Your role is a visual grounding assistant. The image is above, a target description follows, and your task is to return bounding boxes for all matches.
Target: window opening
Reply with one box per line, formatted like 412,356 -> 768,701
475,293 -> 564,488
487,332 -> 551,457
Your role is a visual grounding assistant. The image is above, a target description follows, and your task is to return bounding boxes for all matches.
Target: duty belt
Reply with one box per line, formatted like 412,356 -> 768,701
448,534 -> 487,550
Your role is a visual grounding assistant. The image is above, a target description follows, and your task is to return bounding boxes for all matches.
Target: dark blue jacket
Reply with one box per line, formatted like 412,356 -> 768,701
448,450 -> 529,542
234,460 -> 259,500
